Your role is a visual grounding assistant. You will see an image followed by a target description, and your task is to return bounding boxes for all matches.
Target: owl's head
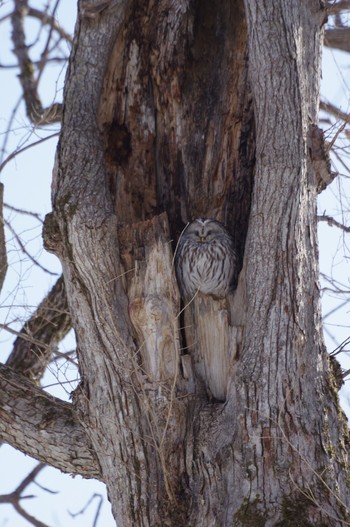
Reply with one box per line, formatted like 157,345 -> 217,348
184,218 -> 224,243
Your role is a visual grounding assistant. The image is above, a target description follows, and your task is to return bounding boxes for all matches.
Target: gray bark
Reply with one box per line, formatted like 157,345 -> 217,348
1,0 -> 350,526
6,275 -> 71,382
0,364 -> 100,478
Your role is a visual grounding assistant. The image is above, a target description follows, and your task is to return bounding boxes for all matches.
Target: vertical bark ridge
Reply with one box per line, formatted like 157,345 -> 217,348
50,0 -> 350,525
232,1 -> 350,524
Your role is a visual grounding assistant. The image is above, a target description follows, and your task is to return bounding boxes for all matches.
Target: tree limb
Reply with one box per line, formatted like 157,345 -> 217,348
326,0 -> 350,15
0,463 -> 50,527
27,6 -> 72,45
0,364 -> 100,479
320,100 -> 350,124
4,218 -> 58,276
11,0 -> 62,124
325,27 -> 350,52
6,275 -> 72,383
317,214 -> 350,232
12,503 -> 49,527
0,133 -> 60,174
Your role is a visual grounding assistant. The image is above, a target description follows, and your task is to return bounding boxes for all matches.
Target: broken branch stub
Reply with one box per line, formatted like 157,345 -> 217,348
119,214 -> 181,386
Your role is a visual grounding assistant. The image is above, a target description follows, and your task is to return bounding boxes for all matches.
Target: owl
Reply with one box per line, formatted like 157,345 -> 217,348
175,218 -> 237,299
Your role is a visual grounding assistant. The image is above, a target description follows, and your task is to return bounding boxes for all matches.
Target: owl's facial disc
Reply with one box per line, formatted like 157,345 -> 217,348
194,227 -> 207,242
187,219 -> 217,243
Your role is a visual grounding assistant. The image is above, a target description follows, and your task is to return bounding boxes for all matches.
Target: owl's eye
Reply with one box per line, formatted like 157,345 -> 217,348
194,230 -> 200,236
206,230 -> 212,236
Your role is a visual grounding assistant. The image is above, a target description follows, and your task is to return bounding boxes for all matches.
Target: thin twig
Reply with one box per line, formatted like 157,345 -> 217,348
317,214 -> 350,232
4,203 -> 43,223
320,100 -> 350,125
4,219 -> 58,276
0,132 -> 59,174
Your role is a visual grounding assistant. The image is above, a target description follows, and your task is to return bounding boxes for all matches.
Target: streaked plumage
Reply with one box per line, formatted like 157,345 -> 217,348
175,218 -> 236,299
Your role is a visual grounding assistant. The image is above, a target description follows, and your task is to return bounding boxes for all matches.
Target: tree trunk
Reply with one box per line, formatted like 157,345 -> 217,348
36,0 -> 350,525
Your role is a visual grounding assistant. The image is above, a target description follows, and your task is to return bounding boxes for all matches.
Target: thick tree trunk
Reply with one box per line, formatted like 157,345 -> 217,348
40,0 -> 350,526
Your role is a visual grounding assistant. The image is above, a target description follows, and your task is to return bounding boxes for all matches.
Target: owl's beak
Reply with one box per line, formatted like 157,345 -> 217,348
199,236 -> 206,242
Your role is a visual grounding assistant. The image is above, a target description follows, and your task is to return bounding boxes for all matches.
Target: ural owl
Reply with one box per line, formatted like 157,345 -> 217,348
175,218 -> 237,299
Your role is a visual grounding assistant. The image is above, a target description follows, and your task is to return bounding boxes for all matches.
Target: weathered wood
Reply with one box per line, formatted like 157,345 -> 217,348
0,364 -> 100,479
3,0 -> 350,525
184,294 -> 239,401
98,0 -> 252,250
53,0 -> 350,524
120,214 -> 180,384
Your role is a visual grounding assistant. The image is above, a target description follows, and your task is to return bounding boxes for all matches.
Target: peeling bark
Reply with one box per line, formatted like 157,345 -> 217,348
98,0 -> 253,249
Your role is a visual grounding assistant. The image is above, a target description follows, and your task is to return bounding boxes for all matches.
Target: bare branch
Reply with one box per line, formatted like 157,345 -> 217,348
0,364 -> 101,479
325,27 -> 350,52
13,503 -> 49,527
5,464 -> 46,503
0,463 -> 51,527
69,493 -> 104,527
0,463 -> 59,527
331,337 -> 350,356
0,463 -> 44,504
320,101 -> 350,125
4,203 -> 43,223
6,276 -> 72,382
0,463 -> 50,527
4,218 -> 58,276
0,132 -> 60,174
326,0 -> 350,15
27,6 -> 73,45
35,0 -> 63,86
11,0 -> 63,124
0,95 -> 22,166
317,214 -> 350,232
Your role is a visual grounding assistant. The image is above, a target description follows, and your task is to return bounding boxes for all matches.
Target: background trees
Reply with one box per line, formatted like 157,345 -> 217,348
1,1 -> 350,526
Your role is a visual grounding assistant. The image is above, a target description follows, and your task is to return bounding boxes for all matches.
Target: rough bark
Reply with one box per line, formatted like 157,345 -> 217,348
51,0 -> 350,524
0,364 -> 100,478
98,0 -> 253,250
6,275 -> 71,382
2,0 -> 350,526
227,1 -> 350,524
